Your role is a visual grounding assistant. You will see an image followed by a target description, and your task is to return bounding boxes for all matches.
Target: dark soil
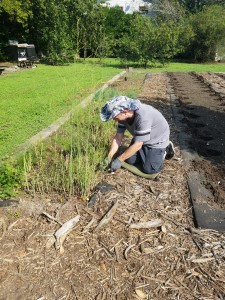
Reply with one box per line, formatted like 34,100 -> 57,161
168,72 -> 225,210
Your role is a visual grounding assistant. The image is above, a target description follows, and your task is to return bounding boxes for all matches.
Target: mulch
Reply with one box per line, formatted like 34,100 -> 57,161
0,72 -> 224,300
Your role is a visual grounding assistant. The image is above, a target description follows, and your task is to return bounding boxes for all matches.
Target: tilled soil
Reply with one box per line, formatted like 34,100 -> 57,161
168,72 -> 225,210
0,72 -> 225,300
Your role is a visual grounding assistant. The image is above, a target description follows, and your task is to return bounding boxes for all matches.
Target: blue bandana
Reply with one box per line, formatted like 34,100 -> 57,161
100,96 -> 140,122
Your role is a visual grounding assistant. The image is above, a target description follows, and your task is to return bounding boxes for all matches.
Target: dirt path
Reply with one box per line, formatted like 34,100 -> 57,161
0,72 -> 224,300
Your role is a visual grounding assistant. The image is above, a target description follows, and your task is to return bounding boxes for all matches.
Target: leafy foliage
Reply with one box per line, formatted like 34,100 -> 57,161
185,5 -> 225,61
150,0 -> 186,21
28,0 -> 73,64
0,158 -> 23,198
178,0 -> 225,13
1,0 -> 225,64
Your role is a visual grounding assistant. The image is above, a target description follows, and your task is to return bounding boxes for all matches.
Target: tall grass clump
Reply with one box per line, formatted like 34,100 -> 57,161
23,88 -> 117,199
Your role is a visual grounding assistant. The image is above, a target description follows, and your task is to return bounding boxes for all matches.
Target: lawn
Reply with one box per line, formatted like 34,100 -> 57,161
146,61 -> 225,72
0,60 -> 122,157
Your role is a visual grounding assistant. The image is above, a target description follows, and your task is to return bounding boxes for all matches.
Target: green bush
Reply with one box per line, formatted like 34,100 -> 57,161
0,158 -> 23,199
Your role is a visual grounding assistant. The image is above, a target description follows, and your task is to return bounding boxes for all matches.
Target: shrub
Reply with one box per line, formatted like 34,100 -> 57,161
0,158 -> 23,199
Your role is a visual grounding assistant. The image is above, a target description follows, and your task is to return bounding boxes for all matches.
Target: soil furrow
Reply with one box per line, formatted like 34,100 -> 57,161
168,72 -> 225,210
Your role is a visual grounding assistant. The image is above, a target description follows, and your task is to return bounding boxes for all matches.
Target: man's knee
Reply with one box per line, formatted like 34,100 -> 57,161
142,163 -> 163,174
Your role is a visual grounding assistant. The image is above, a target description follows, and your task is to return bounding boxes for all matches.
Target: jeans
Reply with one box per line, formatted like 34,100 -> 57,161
125,144 -> 166,174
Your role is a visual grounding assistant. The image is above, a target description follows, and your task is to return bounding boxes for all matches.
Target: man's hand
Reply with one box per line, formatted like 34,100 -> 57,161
110,158 -> 122,172
98,157 -> 111,170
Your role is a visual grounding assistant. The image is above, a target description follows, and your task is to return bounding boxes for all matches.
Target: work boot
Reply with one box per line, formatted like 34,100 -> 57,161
165,141 -> 175,160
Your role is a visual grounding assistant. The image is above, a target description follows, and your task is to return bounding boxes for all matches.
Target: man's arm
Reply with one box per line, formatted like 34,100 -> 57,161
108,132 -> 124,160
118,141 -> 143,161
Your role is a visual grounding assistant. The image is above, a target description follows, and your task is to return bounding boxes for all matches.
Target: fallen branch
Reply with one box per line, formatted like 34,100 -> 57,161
191,257 -> 215,263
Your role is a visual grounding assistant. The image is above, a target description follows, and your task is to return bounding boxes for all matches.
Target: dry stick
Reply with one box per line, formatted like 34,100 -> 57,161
71,284 -> 80,300
83,206 -> 128,226
82,217 -> 97,233
141,275 -> 165,284
198,266 -> 225,293
162,214 -> 187,228
42,211 -> 63,226
0,217 -> 7,239
130,219 -> 163,229
136,265 -> 145,277
124,244 -> 136,260
110,238 -> 123,252
114,216 -> 129,225
94,200 -> 119,232
99,241 -> 114,257
114,246 -> 120,262
191,236 -> 203,252
82,207 -> 99,218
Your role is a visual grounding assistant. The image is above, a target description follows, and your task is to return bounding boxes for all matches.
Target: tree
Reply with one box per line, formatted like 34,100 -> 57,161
0,0 -> 31,60
116,13 -> 189,68
28,0 -> 72,64
178,0 -> 225,13
103,6 -> 134,58
186,5 -> 225,61
0,0 -> 31,24
65,0 -> 107,60
149,0 -> 186,21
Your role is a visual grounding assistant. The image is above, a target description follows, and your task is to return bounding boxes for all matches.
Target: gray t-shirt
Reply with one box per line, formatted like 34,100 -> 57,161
117,103 -> 170,149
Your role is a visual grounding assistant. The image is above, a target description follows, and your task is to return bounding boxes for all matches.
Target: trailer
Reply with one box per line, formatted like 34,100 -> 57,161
8,43 -> 38,68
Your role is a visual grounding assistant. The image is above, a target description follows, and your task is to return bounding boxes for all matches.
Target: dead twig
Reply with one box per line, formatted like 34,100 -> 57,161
124,244 -> 136,260
0,217 -> 7,240
42,211 -> 62,226
130,218 -> 163,229
94,200 -> 119,232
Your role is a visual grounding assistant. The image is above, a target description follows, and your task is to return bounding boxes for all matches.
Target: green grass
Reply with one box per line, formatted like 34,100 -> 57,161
145,61 -> 225,72
0,59 -> 122,157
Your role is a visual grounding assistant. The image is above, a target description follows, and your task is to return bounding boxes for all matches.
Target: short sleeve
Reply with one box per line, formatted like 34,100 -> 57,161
133,116 -> 151,143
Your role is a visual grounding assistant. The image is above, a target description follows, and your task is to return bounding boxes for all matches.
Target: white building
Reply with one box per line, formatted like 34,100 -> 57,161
100,0 -> 151,14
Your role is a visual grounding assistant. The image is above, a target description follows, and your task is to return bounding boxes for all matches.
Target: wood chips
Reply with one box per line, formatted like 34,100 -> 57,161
0,73 -> 224,300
